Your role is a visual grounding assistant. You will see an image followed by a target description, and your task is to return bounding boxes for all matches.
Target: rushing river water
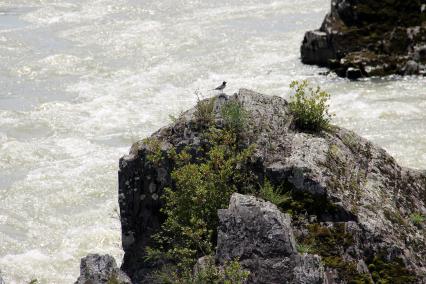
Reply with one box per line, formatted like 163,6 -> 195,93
0,0 -> 425,283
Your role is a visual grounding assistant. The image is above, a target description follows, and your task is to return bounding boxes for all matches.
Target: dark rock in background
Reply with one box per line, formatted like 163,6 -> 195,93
301,0 -> 426,78
75,254 -> 131,284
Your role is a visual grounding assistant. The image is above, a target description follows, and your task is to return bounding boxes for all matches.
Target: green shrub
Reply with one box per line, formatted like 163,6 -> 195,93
296,223 -> 373,282
195,90 -> 216,126
368,256 -> 416,283
107,275 -> 120,284
221,100 -> 248,133
223,259 -> 250,284
296,244 -> 313,254
143,137 -> 163,165
146,127 -> 256,278
149,257 -> 249,284
410,212 -> 425,226
193,257 -> 249,284
289,80 -> 333,131
259,180 -> 290,207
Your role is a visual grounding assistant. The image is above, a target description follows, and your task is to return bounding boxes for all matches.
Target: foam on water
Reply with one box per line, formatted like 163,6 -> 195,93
0,0 -> 425,283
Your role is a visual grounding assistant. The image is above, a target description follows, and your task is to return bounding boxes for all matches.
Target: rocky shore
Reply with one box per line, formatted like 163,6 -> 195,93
75,89 -> 426,283
301,0 -> 426,79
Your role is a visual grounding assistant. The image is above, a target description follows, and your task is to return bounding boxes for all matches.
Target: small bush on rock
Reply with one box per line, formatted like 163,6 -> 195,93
296,244 -> 313,254
289,80 -> 333,131
223,259 -> 250,284
259,180 -> 289,207
221,100 -> 248,133
149,257 -> 249,284
195,90 -> 216,126
368,255 -> 416,284
143,137 -> 163,165
410,212 -> 425,226
146,127 -> 256,280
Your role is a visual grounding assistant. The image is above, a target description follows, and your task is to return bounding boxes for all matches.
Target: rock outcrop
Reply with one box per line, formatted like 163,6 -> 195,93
118,89 -> 426,283
217,193 -> 324,284
75,254 -> 131,284
301,0 -> 426,79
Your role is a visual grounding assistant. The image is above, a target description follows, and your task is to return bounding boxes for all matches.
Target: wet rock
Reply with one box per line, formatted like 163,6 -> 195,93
75,254 -> 131,284
346,67 -> 363,80
404,60 -> 420,75
119,90 -> 426,282
301,0 -> 426,78
301,31 -> 333,66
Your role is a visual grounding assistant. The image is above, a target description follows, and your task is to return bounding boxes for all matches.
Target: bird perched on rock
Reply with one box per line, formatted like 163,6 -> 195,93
212,81 -> 226,93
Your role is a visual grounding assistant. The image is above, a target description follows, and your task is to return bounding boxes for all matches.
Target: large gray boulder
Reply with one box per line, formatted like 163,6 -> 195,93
75,254 -> 131,284
119,89 -> 426,283
217,193 -> 324,284
301,0 -> 426,78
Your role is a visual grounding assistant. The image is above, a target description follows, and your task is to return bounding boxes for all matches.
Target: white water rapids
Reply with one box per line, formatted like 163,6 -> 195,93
0,0 -> 425,283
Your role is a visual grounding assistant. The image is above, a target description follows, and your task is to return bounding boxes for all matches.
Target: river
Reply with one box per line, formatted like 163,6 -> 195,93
0,0 -> 425,283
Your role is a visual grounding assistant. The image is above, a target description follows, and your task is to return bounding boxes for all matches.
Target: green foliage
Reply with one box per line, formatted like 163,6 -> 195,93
107,275 -> 120,284
384,209 -> 406,226
221,100 -> 248,133
195,90 -> 216,126
257,179 -> 340,217
322,257 -> 372,284
143,137 -> 163,165
259,180 -> 289,207
289,80 -> 333,131
303,223 -> 354,257
147,127 -> 256,279
279,189 -> 339,217
410,212 -> 425,226
223,259 -> 250,284
296,219 -> 415,283
297,223 -> 372,283
296,243 -> 313,254
28,280 -> 39,284
149,257 -> 249,284
368,256 -> 416,284
193,257 -> 222,284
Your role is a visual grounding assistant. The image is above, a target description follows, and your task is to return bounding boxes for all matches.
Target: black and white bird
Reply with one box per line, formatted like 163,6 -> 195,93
212,81 -> 226,93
